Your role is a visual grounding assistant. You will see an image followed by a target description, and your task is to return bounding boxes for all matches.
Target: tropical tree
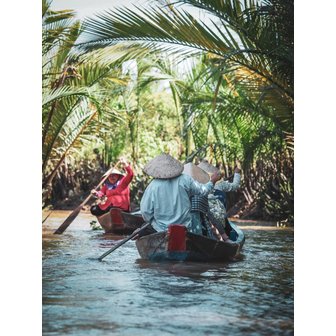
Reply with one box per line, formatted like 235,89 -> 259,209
42,0 -> 130,195
81,0 -> 293,135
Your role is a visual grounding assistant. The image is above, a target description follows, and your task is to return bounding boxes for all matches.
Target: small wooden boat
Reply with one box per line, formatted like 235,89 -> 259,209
135,221 -> 245,262
96,207 -> 144,234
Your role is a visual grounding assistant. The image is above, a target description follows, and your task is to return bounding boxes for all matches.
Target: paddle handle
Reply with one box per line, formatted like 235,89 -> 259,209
42,211 -> 52,224
98,222 -> 151,261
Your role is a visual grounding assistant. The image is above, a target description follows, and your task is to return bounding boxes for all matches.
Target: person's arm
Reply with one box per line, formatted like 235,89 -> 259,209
122,164 -> 134,185
140,185 -> 154,223
187,170 -> 222,196
216,168 -> 241,192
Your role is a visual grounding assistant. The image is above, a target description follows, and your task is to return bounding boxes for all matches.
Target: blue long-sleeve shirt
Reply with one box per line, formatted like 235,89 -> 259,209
140,173 -> 214,232
191,173 -> 241,213
214,173 -> 241,192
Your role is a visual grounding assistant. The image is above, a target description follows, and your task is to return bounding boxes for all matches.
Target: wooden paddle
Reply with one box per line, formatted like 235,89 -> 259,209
98,222 -> 151,261
54,161 -> 121,234
42,211 -> 52,224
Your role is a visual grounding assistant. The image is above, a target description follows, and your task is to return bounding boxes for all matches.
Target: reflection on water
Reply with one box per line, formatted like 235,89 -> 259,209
43,213 -> 293,335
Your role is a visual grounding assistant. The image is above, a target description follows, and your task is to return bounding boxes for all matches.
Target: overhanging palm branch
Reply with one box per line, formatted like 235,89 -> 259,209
42,86 -> 93,108
42,0 -> 78,57
80,0 -> 293,115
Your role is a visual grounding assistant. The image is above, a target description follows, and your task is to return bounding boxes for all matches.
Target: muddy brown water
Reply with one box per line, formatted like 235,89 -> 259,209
42,211 -> 294,336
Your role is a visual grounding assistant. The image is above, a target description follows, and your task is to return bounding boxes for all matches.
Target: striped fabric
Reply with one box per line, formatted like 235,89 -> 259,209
191,195 -> 209,214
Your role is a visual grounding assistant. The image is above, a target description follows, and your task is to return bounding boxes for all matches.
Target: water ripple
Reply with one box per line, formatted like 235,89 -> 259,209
43,219 -> 293,335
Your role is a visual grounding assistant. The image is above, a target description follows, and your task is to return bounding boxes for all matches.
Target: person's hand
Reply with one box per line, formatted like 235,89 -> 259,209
99,195 -> 108,204
91,189 -> 99,197
119,157 -> 128,168
210,170 -> 222,184
234,167 -> 241,174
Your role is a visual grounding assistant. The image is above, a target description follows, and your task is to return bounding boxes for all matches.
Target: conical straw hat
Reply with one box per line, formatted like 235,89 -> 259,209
144,154 -> 183,179
197,160 -> 219,174
109,168 -> 125,176
183,162 -> 210,184
103,167 -> 125,177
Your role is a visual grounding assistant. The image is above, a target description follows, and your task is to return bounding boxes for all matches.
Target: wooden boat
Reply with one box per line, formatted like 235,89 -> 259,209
135,221 -> 245,262
96,207 -> 144,234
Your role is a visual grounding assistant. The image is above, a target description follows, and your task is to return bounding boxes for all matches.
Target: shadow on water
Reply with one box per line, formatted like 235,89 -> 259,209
134,258 -> 241,280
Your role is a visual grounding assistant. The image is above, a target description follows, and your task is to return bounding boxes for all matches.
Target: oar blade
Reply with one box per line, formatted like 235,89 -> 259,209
54,206 -> 82,234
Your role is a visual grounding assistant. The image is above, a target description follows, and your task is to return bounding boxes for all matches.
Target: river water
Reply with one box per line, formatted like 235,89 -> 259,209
43,211 -> 294,336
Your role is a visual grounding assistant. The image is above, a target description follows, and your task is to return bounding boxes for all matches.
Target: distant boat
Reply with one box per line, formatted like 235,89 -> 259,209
96,207 -> 144,234
136,221 -> 245,262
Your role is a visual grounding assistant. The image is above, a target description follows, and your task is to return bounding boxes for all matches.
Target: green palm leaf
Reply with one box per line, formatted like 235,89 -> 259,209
80,0 -> 293,129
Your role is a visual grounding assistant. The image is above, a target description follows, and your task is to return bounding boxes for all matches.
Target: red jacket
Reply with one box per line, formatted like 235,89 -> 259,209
97,165 -> 134,211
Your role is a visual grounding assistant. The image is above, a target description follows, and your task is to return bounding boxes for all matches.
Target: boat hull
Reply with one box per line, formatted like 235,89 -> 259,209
96,208 -> 144,234
136,222 -> 245,262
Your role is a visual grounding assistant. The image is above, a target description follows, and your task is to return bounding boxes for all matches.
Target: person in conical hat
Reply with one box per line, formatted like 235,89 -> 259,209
140,154 -> 222,236
196,159 -> 241,241
182,162 -> 211,234
183,162 -> 210,184
197,160 -> 219,175
90,157 -> 134,217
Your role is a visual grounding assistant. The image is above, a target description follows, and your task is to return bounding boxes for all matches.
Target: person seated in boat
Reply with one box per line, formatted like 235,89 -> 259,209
190,193 -> 215,239
90,158 -> 134,217
139,154 -> 222,236
183,162 -> 215,237
197,160 -> 241,241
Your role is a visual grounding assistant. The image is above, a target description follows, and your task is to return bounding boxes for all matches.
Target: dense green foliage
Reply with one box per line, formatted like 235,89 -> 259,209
43,0 -> 293,224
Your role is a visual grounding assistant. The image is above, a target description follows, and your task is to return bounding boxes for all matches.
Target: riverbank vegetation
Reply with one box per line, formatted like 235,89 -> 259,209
42,0 -> 293,224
